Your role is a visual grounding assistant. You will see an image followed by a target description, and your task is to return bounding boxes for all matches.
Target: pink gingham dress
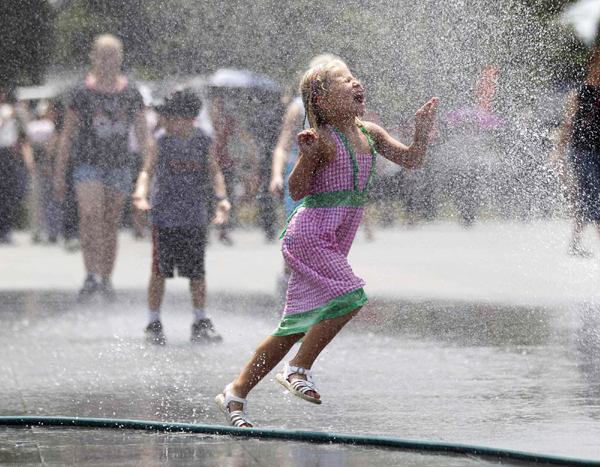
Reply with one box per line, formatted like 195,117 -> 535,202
272,124 -> 376,336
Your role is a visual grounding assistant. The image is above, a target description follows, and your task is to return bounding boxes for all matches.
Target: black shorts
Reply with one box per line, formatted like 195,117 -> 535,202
152,227 -> 207,279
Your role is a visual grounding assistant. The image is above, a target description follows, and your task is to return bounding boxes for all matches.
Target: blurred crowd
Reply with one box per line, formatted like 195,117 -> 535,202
0,42 -> 586,257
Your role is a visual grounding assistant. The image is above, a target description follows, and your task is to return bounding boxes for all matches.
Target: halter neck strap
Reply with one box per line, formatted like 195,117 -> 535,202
328,124 -> 377,192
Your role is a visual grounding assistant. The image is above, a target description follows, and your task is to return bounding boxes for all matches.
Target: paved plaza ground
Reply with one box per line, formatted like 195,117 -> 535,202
2,219 -> 600,306
2,220 -> 600,465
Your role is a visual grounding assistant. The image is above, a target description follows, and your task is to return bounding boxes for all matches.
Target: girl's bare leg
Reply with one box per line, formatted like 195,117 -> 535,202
227,307 -> 361,410
230,333 -> 301,401
288,307 -> 361,398
291,307 -> 361,370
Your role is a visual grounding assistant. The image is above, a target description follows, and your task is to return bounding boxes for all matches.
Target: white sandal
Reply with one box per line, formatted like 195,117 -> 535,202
275,362 -> 322,405
215,384 -> 253,427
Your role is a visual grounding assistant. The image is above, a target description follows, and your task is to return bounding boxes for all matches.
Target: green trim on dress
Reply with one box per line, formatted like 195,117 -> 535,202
271,288 -> 368,337
302,190 -> 368,208
279,125 -> 378,239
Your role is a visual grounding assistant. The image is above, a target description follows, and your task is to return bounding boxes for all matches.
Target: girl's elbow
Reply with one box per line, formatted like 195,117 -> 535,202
407,158 -> 425,170
288,181 -> 308,201
289,189 -> 305,202
403,149 -> 427,169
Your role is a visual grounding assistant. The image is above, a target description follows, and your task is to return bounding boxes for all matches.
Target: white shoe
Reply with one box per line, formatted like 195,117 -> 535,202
215,384 -> 253,427
275,362 -> 322,404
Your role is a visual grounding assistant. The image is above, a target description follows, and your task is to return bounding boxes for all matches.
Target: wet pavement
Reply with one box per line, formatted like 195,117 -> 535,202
2,221 -> 600,465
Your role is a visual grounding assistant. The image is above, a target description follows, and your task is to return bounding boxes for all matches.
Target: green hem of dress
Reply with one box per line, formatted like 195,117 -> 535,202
271,288 -> 368,337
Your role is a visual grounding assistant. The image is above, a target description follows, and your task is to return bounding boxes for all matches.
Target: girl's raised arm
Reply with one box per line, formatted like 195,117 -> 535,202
366,97 -> 438,170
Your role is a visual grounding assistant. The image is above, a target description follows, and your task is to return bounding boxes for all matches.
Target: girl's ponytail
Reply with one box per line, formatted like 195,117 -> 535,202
300,59 -> 345,132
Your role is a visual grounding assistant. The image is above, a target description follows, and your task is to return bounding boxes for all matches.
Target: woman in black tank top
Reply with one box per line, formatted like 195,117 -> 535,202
551,47 -> 600,257
54,34 -> 150,301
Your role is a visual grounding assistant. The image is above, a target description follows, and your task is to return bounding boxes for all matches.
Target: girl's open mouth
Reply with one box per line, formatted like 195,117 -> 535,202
354,93 -> 365,104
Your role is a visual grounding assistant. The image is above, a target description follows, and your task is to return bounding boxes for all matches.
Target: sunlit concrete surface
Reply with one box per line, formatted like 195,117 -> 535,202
2,221 -> 600,465
1,220 -> 599,306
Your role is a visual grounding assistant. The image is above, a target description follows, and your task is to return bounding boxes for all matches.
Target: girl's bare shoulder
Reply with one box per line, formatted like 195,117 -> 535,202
362,120 -> 387,139
314,125 -> 338,167
316,125 -> 337,152
362,121 -> 393,149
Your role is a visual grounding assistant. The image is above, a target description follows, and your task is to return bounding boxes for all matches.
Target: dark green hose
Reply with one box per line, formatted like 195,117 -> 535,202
0,416 -> 598,466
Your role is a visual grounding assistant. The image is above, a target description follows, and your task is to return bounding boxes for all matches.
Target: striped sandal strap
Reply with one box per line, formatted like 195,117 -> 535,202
224,384 -> 248,412
229,410 -> 253,428
290,378 -> 318,395
282,362 -> 314,382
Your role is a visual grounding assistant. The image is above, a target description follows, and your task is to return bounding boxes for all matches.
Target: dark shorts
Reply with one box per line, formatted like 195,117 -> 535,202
151,226 -> 207,279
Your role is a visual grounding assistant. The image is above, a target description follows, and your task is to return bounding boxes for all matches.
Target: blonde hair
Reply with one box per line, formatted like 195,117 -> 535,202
300,59 -> 363,131
308,53 -> 342,70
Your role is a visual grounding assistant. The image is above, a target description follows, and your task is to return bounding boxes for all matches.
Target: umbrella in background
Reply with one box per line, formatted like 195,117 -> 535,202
206,68 -> 284,133
208,69 -> 280,93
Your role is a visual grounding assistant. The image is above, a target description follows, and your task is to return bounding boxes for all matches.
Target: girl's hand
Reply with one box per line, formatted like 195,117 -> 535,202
212,199 -> 232,225
414,98 -> 439,140
297,129 -> 320,161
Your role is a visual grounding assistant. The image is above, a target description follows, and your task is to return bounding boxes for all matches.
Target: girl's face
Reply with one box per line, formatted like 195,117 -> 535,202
320,63 -> 365,119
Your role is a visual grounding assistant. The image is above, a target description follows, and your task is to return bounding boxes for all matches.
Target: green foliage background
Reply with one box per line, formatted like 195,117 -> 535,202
1,0 -> 594,118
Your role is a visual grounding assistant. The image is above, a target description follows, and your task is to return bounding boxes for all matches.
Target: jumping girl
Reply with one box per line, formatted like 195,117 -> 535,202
216,60 -> 438,427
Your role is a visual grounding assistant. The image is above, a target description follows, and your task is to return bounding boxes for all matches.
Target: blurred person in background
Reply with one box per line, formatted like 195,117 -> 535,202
550,47 -> 600,258
0,85 -> 33,245
366,120 -> 406,227
247,89 -> 284,243
26,100 -> 61,244
54,34 -> 150,301
133,89 -> 231,345
122,105 -> 157,240
61,132 -> 80,252
270,54 -> 341,299
44,98 -> 68,244
207,94 -> 237,245
208,73 -> 284,243
437,65 -> 503,227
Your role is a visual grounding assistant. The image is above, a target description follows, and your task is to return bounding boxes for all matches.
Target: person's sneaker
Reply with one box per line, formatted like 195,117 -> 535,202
98,278 -> 117,302
191,319 -> 222,344
78,275 -> 99,302
145,320 -> 166,346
